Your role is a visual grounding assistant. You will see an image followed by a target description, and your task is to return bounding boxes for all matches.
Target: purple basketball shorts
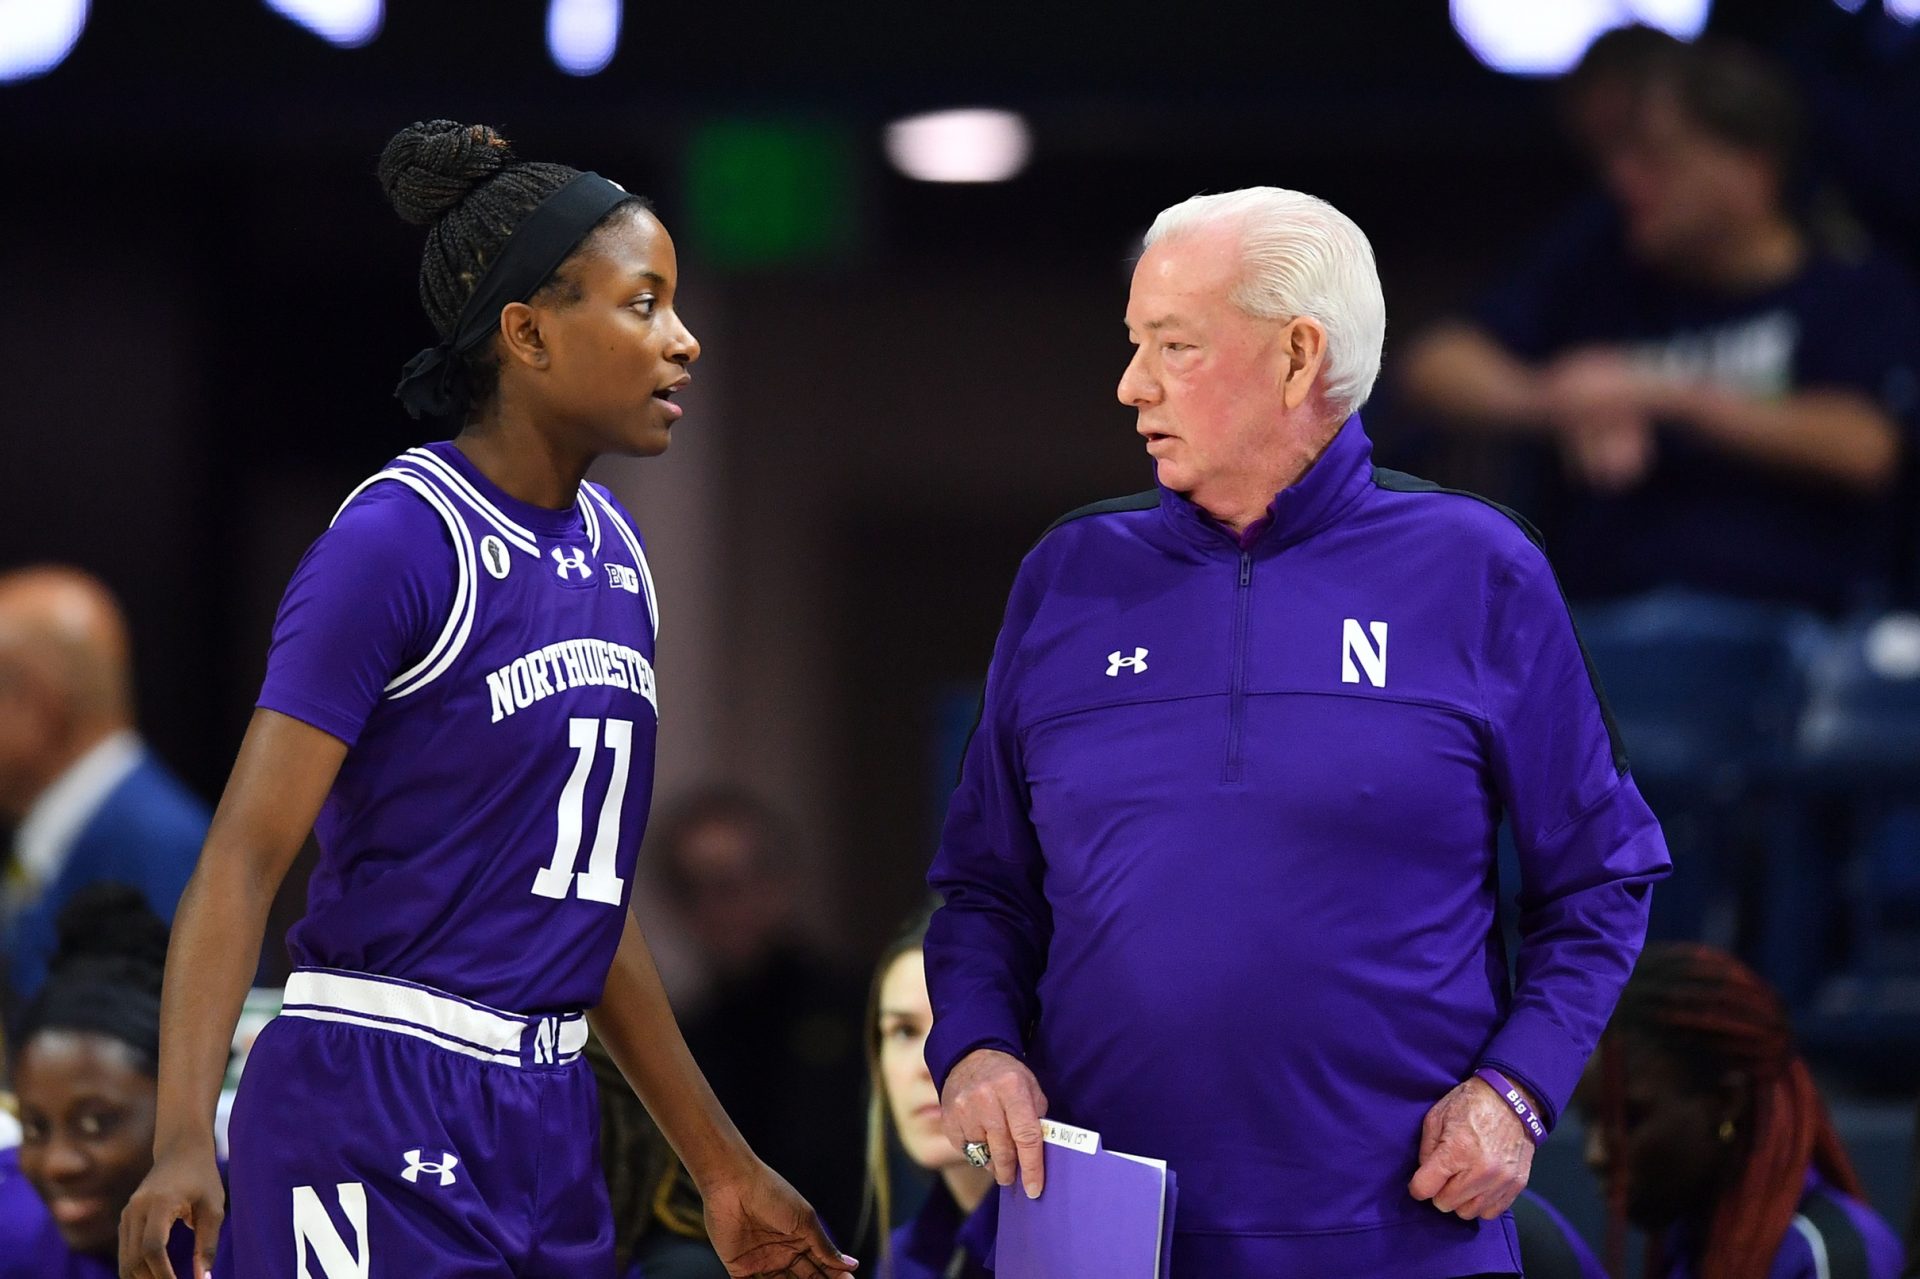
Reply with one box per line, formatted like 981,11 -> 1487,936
215,968 -> 613,1278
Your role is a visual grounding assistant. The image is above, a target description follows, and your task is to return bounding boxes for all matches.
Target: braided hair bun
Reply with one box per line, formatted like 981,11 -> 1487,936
377,119 -> 519,227
48,882 -> 168,993
11,883 -> 170,1073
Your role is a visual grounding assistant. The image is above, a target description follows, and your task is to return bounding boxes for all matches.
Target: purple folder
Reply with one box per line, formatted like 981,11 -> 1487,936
993,1121 -> 1178,1278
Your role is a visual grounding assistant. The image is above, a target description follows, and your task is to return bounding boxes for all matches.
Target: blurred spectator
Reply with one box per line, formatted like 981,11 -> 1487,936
1513,1189 -> 1608,1279
657,789 -> 867,1245
0,885 -> 202,1278
1557,25 -> 1688,167
583,1031 -> 727,1279
858,908 -> 991,1279
1401,38 -> 1920,616
0,568 -> 207,1007
1575,942 -> 1902,1279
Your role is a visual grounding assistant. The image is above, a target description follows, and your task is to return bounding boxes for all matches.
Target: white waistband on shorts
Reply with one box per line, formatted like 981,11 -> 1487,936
279,968 -> 589,1068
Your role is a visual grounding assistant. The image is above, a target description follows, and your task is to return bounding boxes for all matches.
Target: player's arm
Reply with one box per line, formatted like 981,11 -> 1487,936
121,709 -> 348,1279
1399,321 -> 1558,433
1655,382 -> 1902,492
589,912 -> 858,1276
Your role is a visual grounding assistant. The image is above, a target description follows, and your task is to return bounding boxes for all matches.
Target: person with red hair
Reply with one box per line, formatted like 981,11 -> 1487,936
1577,943 -> 1903,1278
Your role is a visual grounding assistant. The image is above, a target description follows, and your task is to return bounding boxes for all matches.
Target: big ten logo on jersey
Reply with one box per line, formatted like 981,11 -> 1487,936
605,562 -> 640,593
293,1182 -> 369,1279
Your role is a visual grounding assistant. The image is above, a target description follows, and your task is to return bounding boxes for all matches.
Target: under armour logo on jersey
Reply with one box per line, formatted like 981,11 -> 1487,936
480,534 -> 511,581
1106,647 -> 1149,677
1341,619 -> 1389,688
604,563 -> 640,593
550,546 -> 591,580
400,1149 -> 460,1187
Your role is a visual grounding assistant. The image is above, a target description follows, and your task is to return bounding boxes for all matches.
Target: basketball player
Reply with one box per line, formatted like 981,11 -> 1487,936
118,121 -> 856,1279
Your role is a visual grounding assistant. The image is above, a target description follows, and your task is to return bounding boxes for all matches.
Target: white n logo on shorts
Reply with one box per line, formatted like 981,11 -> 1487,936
1341,619 -> 1388,688
293,1182 -> 369,1279
532,1019 -> 558,1065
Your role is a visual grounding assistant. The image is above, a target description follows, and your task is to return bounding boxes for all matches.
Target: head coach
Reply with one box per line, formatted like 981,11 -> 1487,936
923,187 -> 1671,1277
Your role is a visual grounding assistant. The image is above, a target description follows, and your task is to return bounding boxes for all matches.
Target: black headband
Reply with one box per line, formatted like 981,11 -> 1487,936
15,977 -> 163,1070
394,171 -> 636,421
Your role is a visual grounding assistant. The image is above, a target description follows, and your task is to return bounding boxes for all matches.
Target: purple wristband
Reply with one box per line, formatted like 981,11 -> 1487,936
1475,1068 -> 1548,1146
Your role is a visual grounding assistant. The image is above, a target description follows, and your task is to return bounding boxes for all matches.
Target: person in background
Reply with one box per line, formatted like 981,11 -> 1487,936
859,909 -> 992,1279
1400,38 -> 1920,616
0,885 -> 201,1277
0,568 -> 208,1006
659,789 -> 868,1242
1577,942 -> 1903,1279
583,1032 -> 728,1279
1512,1190 -> 1607,1279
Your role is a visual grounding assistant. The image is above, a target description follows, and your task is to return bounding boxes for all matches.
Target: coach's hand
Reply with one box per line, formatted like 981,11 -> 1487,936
1407,1075 -> 1536,1221
120,1139 -> 223,1279
703,1157 -> 857,1278
940,1048 -> 1049,1199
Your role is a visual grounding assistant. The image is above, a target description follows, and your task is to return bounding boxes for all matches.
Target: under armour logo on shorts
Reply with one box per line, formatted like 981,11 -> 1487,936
400,1149 -> 460,1187
550,546 -> 592,580
1106,647 -> 1149,677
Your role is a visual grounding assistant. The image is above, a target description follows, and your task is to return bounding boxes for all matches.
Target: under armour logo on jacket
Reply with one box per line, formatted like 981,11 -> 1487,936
401,1149 -> 460,1187
551,547 -> 591,580
1341,619 -> 1388,688
1106,647 -> 1149,677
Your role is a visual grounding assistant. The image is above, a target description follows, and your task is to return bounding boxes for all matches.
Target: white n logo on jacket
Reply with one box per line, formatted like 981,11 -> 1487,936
1341,619 -> 1388,688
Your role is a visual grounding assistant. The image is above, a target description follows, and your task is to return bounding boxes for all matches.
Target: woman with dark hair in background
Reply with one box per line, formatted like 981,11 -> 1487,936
0,885 -> 201,1277
859,911 -> 992,1279
118,119 -> 853,1279
1577,942 -> 1902,1278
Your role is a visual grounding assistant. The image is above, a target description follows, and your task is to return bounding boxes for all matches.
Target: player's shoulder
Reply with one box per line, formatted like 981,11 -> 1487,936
1367,466 -> 1546,565
327,465 -> 458,546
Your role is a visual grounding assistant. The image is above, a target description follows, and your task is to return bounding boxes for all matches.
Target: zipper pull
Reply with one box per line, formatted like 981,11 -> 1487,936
1239,552 -> 1252,587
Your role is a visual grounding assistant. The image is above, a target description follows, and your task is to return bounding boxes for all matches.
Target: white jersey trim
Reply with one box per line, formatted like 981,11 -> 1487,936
1791,1214 -> 1831,1279
578,485 -> 603,555
281,969 -> 587,1067
403,447 -> 542,557
331,468 -> 479,701
586,485 -> 658,639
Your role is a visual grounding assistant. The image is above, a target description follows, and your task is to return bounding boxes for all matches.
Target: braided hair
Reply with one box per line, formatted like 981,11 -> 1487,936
10,883 -> 169,1074
375,120 -> 645,418
583,1032 -> 710,1272
1597,943 -> 1861,1279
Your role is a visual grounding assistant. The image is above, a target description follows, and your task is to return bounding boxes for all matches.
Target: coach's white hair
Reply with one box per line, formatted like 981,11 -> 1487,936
1143,187 -> 1386,416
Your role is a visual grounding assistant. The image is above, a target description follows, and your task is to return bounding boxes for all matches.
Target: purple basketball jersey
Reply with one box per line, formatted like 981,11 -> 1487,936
258,441 -> 660,1013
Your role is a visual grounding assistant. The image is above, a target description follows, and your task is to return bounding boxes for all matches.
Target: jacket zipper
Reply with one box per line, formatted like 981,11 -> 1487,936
1225,550 -> 1252,783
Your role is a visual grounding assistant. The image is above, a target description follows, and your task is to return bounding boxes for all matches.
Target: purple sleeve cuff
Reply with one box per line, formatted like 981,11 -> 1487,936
924,1021 -> 1027,1095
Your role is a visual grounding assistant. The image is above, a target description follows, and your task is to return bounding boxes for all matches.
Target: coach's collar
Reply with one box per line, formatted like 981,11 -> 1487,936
1158,412 -> 1374,554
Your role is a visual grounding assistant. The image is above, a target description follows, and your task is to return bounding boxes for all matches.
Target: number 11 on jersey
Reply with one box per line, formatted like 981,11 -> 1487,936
531,717 -> 632,904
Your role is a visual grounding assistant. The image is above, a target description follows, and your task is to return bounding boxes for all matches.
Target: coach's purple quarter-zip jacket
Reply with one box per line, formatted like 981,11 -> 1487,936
925,414 -> 1670,1275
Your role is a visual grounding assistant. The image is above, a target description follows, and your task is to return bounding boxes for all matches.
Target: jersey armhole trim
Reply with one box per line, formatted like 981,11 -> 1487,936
584,485 -> 659,640
332,468 -> 479,700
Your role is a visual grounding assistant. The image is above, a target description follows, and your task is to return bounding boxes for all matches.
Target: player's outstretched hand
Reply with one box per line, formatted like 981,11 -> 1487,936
1407,1075 -> 1536,1221
703,1157 -> 858,1278
120,1140 -> 223,1279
